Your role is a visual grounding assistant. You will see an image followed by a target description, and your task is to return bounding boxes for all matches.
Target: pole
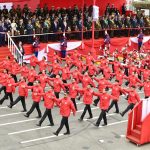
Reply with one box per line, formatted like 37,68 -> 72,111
91,0 -> 96,56
81,0 -> 85,49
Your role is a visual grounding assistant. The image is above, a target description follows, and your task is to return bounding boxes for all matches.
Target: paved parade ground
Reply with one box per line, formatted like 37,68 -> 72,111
0,86 -> 149,150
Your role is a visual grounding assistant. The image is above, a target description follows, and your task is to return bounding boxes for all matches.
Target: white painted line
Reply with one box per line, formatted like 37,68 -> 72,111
99,120 -> 128,128
84,113 -> 116,121
75,107 -> 99,113
0,112 -> 23,118
0,106 -> 7,109
99,139 -> 104,143
76,102 -> 83,105
0,105 -> 16,109
120,134 -> 126,138
0,118 -> 37,127
21,134 -> 64,144
8,126 -> 51,135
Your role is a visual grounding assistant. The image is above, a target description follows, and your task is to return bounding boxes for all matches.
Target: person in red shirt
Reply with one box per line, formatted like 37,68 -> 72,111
24,80 -> 43,118
48,75 -> 65,98
53,93 -> 76,136
138,78 -> 150,99
79,72 -> 96,88
48,62 -> 61,78
93,75 -> 111,106
107,81 -> 125,113
25,55 -> 38,68
20,62 -> 29,78
36,87 -> 56,126
86,64 -> 98,77
27,66 -> 37,86
63,79 -> 79,110
0,69 -> 9,96
10,59 -> 20,83
77,85 -> 94,121
140,65 -> 150,81
93,88 -> 117,127
37,56 -> 48,73
120,86 -> 140,117
0,56 -> 12,71
124,72 -> 141,87
36,70 -> 49,91
8,76 -> 28,112
111,69 -> 127,86
0,73 -> 15,105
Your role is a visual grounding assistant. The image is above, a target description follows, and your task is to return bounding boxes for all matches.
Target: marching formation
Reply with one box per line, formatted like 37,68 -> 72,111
0,50 -> 149,136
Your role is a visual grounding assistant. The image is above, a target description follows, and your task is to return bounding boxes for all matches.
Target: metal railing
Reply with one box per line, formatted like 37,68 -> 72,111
7,33 -> 23,65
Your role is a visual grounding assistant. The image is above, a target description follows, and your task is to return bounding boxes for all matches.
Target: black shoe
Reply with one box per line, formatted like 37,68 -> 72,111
87,116 -> 93,119
93,103 -> 97,106
78,118 -> 83,122
64,132 -> 70,135
7,105 -> 12,108
77,98 -> 80,101
120,112 -> 124,117
36,116 -> 42,118
114,111 -> 119,114
36,123 -> 41,126
101,123 -> 107,126
21,110 -> 27,112
94,123 -> 99,127
53,132 -> 58,136
0,101 -> 3,105
24,114 -> 29,118
47,123 -> 54,126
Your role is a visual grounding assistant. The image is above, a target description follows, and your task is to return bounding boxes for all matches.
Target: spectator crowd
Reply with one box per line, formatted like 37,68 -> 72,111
0,3 -> 150,42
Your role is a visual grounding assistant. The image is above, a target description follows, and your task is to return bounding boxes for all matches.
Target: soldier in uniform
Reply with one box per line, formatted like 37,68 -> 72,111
16,5 -> 22,19
2,5 -> 8,19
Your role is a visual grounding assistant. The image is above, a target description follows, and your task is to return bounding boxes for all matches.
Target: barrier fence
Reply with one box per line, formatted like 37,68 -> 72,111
7,33 -> 23,65
9,27 -> 150,44
5,27 -> 150,64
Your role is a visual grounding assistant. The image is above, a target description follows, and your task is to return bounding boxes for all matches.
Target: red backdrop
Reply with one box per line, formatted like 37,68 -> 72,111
40,0 -> 126,15
0,0 -> 40,11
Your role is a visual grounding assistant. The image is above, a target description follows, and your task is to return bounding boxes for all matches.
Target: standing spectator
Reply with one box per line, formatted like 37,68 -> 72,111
0,21 -> 6,47
122,3 -> 126,15
26,20 -> 34,43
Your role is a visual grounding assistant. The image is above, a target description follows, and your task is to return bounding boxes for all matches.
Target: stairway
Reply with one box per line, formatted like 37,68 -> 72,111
0,46 -> 14,71
127,124 -> 142,145
126,99 -> 150,145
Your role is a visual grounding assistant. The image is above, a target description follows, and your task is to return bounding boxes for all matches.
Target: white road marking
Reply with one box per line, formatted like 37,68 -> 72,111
0,105 -> 16,109
84,113 -> 116,121
8,126 -> 51,135
20,134 -> 64,144
0,118 -> 37,127
0,106 -> 7,109
0,112 -> 23,118
75,107 -> 99,113
99,139 -> 104,143
99,120 -> 128,128
76,102 -> 83,105
120,134 -> 126,138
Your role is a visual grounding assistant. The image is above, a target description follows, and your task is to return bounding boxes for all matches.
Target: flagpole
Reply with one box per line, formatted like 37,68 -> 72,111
91,0 -> 96,56
81,0 -> 85,49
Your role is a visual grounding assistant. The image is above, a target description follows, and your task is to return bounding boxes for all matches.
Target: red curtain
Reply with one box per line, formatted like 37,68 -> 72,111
40,0 -> 126,15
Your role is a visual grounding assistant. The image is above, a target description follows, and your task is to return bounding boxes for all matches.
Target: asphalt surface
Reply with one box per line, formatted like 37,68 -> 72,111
0,64 -> 150,150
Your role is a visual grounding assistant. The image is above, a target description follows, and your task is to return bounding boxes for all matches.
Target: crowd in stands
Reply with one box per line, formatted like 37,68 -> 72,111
0,3 -> 150,42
